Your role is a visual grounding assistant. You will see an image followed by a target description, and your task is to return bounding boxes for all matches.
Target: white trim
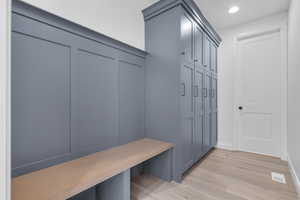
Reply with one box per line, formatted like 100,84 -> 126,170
217,143 -> 234,151
0,0 -> 11,200
280,21 -> 288,161
232,24 -> 288,160
287,154 -> 300,197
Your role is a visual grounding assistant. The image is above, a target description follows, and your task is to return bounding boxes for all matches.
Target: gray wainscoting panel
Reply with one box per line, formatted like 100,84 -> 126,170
12,15 -> 72,176
72,39 -> 119,155
12,0 -> 146,177
118,52 -> 145,145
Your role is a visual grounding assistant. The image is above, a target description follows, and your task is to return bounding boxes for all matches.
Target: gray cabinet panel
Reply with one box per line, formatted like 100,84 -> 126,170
212,77 -> 217,111
194,68 -> 204,160
181,14 -> 194,65
211,112 -> 217,147
211,77 -> 217,146
119,59 -> 145,145
181,64 -> 194,171
203,73 -> 211,152
210,43 -> 217,72
203,36 -> 210,69
194,25 -> 203,66
12,32 -> 71,173
72,46 -> 118,154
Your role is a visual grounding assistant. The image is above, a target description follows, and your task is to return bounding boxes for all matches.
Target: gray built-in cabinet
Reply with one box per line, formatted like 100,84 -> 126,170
143,0 -> 221,182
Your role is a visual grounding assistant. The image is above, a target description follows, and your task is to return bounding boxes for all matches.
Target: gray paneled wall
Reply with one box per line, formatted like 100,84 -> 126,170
11,0 -> 146,177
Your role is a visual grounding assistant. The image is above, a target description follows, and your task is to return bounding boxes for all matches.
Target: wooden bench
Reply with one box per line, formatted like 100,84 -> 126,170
12,138 -> 173,200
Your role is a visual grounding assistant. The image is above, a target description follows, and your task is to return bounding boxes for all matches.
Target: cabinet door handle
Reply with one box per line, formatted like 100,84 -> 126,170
181,83 -> 186,96
194,85 -> 199,97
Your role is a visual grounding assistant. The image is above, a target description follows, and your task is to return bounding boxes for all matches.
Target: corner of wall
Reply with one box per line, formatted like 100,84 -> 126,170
287,154 -> 300,197
217,142 -> 234,151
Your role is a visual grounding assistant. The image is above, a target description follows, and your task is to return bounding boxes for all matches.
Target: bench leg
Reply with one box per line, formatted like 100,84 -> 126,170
144,149 -> 173,182
96,169 -> 130,200
67,187 -> 96,200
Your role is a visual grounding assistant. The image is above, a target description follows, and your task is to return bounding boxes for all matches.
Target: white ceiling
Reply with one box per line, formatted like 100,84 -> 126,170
194,0 -> 291,30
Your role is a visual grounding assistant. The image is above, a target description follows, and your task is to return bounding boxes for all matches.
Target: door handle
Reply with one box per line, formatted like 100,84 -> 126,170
181,83 -> 186,96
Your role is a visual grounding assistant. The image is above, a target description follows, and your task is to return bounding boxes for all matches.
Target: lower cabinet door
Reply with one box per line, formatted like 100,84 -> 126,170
203,73 -> 211,153
211,112 -> 217,147
194,68 -> 204,161
211,77 -> 218,147
181,64 -> 194,172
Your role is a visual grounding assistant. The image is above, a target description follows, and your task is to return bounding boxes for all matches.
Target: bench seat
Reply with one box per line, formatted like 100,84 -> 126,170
12,138 -> 173,200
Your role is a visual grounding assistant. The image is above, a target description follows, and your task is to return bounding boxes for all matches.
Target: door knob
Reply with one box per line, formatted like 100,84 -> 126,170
238,106 -> 243,110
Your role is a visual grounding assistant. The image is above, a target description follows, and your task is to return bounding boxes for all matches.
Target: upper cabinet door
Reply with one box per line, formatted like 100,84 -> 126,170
203,35 -> 210,69
194,25 -> 203,67
181,14 -> 194,66
210,43 -> 217,72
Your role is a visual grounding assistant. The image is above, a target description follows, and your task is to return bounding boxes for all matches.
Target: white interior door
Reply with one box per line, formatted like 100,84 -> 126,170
236,30 -> 282,157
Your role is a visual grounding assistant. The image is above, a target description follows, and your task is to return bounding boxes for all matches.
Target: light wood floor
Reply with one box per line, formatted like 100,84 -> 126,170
132,149 -> 299,200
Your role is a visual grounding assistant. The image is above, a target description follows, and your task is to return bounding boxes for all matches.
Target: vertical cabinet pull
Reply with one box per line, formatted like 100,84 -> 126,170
181,83 -> 186,96
194,85 -> 199,97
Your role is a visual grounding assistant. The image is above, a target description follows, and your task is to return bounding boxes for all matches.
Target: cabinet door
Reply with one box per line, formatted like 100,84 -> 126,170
181,14 -> 193,65
210,43 -> 217,72
203,73 -> 211,152
181,64 -> 194,172
194,25 -> 203,66
211,77 -> 218,147
194,68 -> 204,161
203,35 -> 210,69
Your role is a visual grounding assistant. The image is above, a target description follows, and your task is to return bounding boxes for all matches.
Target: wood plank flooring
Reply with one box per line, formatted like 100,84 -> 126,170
132,149 -> 299,200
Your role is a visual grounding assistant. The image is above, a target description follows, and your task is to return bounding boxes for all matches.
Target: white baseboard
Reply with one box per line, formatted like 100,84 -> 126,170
287,154 -> 300,197
216,143 -> 234,151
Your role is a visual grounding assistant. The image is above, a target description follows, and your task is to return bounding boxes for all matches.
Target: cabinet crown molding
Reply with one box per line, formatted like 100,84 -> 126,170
142,0 -> 222,46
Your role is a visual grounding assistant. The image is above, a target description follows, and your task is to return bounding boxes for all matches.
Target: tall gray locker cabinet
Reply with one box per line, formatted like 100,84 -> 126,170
143,0 -> 221,182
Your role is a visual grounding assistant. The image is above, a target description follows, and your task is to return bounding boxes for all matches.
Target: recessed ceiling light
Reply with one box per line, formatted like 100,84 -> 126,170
228,6 -> 240,14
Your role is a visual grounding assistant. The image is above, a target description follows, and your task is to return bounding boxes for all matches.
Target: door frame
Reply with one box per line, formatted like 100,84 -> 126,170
0,0 -> 11,199
232,23 -> 288,160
